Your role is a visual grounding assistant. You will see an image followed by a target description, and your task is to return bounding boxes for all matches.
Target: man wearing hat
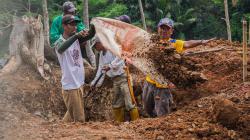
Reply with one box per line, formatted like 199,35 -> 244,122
90,36 -> 139,122
50,1 -> 96,68
54,14 -> 92,122
50,1 -> 85,46
142,18 -> 215,117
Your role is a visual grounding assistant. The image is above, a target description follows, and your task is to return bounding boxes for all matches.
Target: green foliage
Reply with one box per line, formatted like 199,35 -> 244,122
96,3 -> 127,18
1,0 -> 250,42
89,0 -> 107,6
211,0 -> 223,5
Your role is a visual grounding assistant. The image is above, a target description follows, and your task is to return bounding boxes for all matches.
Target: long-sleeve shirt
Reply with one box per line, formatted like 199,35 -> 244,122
55,35 -> 85,90
50,14 -> 96,67
91,50 -> 125,87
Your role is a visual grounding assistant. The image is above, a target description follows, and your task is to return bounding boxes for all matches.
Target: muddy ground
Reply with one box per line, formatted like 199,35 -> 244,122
0,39 -> 250,139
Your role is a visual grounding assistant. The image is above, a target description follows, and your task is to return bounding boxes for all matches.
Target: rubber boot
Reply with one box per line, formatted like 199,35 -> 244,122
130,107 -> 139,121
113,107 -> 125,122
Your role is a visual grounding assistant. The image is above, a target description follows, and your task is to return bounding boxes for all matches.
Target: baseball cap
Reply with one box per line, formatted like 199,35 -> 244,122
91,36 -> 102,49
158,18 -> 174,28
115,15 -> 131,24
62,14 -> 81,24
63,1 -> 76,13
92,36 -> 100,45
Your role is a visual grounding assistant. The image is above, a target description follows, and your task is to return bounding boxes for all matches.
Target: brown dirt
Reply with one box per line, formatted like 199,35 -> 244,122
212,98 -> 241,129
0,65 -> 140,140
149,34 -> 206,88
0,39 -> 250,139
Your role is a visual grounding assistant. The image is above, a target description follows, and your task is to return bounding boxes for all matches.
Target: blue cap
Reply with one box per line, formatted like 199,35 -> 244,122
115,15 -> 131,24
158,18 -> 174,28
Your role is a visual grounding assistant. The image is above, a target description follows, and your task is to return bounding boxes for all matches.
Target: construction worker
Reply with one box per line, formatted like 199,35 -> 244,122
90,37 -> 139,122
142,18 -> 215,117
54,14 -> 94,122
115,15 -> 146,109
50,1 -> 96,68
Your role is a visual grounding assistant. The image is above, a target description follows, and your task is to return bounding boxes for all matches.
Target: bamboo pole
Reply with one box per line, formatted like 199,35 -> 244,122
243,19 -> 247,82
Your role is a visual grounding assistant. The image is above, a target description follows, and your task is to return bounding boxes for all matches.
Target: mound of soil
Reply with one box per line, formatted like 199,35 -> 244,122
122,39 -> 249,139
2,39 -> 249,139
148,34 -> 207,88
212,98 -> 240,129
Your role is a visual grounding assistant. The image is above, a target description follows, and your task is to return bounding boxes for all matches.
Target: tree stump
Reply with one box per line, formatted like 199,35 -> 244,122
0,15 -> 50,79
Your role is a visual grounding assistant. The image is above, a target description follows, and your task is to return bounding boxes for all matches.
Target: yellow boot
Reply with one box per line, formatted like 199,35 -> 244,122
130,108 -> 139,121
113,107 -> 125,122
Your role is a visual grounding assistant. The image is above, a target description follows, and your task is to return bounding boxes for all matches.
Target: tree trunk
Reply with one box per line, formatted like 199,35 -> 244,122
83,0 -> 96,68
0,16 -> 50,79
42,0 -> 57,61
83,0 -> 89,29
28,0 -> 31,13
138,0 -> 147,30
224,0 -> 232,42
232,0 -> 237,7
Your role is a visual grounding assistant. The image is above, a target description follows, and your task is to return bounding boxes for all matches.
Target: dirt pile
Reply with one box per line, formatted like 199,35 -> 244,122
148,34 -> 207,88
122,39 -> 250,139
37,38 -> 243,122
5,38 -> 249,139
212,98 -> 240,129
125,85 -> 250,139
84,79 -> 114,121
39,63 -> 115,121
126,97 -> 238,139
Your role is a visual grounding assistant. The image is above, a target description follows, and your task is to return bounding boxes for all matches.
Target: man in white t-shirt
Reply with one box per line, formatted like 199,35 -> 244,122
54,14 -> 91,122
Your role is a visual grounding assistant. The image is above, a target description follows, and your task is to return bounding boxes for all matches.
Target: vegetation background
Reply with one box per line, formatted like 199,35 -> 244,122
0,0 -> 250,57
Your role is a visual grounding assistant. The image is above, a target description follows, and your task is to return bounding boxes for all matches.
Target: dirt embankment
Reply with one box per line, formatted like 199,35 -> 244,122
0,39 -> 249,139
0,65 -> 140,140
125,39 -> 250,139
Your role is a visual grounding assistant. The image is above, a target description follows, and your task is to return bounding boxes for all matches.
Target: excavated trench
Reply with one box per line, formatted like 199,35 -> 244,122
2,39 -> 250,139
7,39 -> 242,121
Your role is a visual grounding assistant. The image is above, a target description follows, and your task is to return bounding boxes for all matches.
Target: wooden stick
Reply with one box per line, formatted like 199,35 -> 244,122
243,19 -> 247,82
183,47 -> 224,56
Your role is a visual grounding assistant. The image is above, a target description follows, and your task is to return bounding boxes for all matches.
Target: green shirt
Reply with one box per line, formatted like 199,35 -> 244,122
50,15 -> 85,47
